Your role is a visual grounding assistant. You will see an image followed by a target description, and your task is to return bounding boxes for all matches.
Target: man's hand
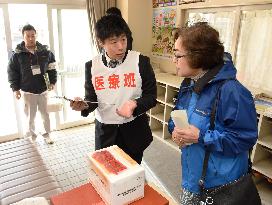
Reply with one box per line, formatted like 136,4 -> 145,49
48,84 -> 54,91
116,100 -> 137,118
70,97 -> 89,111
14,90 -> 21,100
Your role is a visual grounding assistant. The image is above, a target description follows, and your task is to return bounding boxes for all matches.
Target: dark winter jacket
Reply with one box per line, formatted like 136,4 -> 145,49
7,41 -> 57,94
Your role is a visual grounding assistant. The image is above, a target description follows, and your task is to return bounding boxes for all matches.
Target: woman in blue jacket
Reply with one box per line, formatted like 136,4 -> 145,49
168,22 -> 258,204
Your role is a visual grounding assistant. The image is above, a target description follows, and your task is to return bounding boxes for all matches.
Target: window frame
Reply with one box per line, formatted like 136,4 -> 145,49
182,3 -> 272,63
0,3 -> 93,137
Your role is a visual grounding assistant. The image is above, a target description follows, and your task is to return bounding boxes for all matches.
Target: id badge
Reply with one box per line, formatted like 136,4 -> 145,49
31,65 -> 41,75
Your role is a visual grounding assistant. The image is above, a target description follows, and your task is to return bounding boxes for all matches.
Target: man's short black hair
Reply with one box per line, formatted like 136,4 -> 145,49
106,7 -> 122,17
22,24 -> 36,35
95,15 -> 131,43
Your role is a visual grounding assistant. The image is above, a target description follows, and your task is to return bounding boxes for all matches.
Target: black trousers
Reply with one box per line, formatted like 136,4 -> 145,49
94,115 -> 152,164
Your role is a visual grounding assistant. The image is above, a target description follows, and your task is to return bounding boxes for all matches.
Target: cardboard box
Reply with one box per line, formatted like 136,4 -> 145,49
87,145 -> 145,205
50,183 -> 169,205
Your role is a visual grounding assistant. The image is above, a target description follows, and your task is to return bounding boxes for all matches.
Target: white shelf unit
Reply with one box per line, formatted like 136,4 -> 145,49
148,72 -> 183,151
252,111 -> 272,203
148,72 -> 272,202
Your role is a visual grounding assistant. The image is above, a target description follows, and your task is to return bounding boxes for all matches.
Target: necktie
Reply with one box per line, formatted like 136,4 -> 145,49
108,59 -> 119,68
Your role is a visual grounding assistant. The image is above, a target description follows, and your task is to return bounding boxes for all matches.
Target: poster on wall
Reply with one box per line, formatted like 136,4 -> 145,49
178,0 -> 205,4
152,8 -> 177,58
153,0 -> 177,8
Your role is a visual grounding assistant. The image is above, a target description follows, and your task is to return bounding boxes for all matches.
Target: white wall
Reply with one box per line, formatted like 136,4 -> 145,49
117,0 -> 175,73
117,0 -> 152,57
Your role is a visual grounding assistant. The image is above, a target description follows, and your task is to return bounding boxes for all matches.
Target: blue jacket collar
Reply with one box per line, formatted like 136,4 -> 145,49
180,53 -> 236,94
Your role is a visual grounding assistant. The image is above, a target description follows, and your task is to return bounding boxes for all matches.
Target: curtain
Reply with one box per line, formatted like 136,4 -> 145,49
236,9 -> 272,93
188,11 -> 235,53
86,0 -> 116,54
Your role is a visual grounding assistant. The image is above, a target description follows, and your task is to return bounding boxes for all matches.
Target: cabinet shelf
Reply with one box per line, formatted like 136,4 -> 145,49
150,117 -> 163,138
256,179 -> 272,205
156,73 -> 183,88
258,135 -> 272,149
157,82 -> 166,103
166,85 -> 179,106
253,159 -> 272,180
152,113 -> 164,122
152,129 -> 163,138
149,72 -> 182,150
166,103 -> 175,108
151,103 -> 164,122
157,97 -> 165,104
252,144 -> 272,179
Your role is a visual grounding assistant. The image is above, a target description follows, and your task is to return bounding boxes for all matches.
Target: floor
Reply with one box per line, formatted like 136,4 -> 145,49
32,124 -> 178,204
20,124 -> 272,205
34,125 -> 95,192
143,137 -> 181,202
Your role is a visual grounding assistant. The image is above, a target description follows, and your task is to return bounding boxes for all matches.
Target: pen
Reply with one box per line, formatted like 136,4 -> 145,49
52,96 -> 116,105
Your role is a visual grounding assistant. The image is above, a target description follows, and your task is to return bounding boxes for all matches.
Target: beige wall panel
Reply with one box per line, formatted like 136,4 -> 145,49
127,0 -> 152,56
117,0 -> 128,22
117,0 -> 152,56
0,0 -> 85,6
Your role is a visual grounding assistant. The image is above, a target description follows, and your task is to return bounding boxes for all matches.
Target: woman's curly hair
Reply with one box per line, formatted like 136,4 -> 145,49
177,22 -> 224,70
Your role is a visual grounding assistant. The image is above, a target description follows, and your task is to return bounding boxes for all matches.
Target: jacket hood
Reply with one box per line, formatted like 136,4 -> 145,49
213,52 -> 237,82
15,41 -> 48,53
181,52 -> 237,94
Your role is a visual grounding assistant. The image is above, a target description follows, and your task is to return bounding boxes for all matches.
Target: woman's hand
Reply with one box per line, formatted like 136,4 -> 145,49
172,125 -> 200,147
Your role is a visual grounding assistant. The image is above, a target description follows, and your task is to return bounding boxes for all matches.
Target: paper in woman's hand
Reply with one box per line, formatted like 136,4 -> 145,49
171,110 -> 192,146
171,110 -> 189,128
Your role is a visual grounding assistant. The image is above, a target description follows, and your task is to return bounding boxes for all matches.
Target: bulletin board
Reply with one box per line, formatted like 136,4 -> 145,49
153,0 -> 177,8
152,7 -> 177,58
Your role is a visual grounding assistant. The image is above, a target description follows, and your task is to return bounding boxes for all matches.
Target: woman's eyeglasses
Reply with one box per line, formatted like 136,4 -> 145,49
173,54 -> 187,60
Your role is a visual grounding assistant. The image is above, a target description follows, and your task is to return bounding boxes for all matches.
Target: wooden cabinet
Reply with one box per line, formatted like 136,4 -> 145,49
252,111 -> 272,204
147,72 -> 183,151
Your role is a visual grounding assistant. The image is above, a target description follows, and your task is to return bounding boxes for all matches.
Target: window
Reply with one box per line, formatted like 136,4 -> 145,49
186,5 -> 272,95
0,7 -> 18,137
188,11 -> 235,54
52,9 -> 93,72
8,4 -> 49,49
52,8 -> 94,124
235,9 -> 272,93
0,4 -> 95,138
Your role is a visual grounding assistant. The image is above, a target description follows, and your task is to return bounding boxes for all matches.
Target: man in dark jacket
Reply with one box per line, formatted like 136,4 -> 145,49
7,24 -> 57,144
70,15 -> 156,164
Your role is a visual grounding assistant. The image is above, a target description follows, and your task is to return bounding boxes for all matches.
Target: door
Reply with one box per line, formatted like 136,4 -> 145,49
7,4 -> 53,135
50,8 -> 95,129
0,5 -> 21,142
